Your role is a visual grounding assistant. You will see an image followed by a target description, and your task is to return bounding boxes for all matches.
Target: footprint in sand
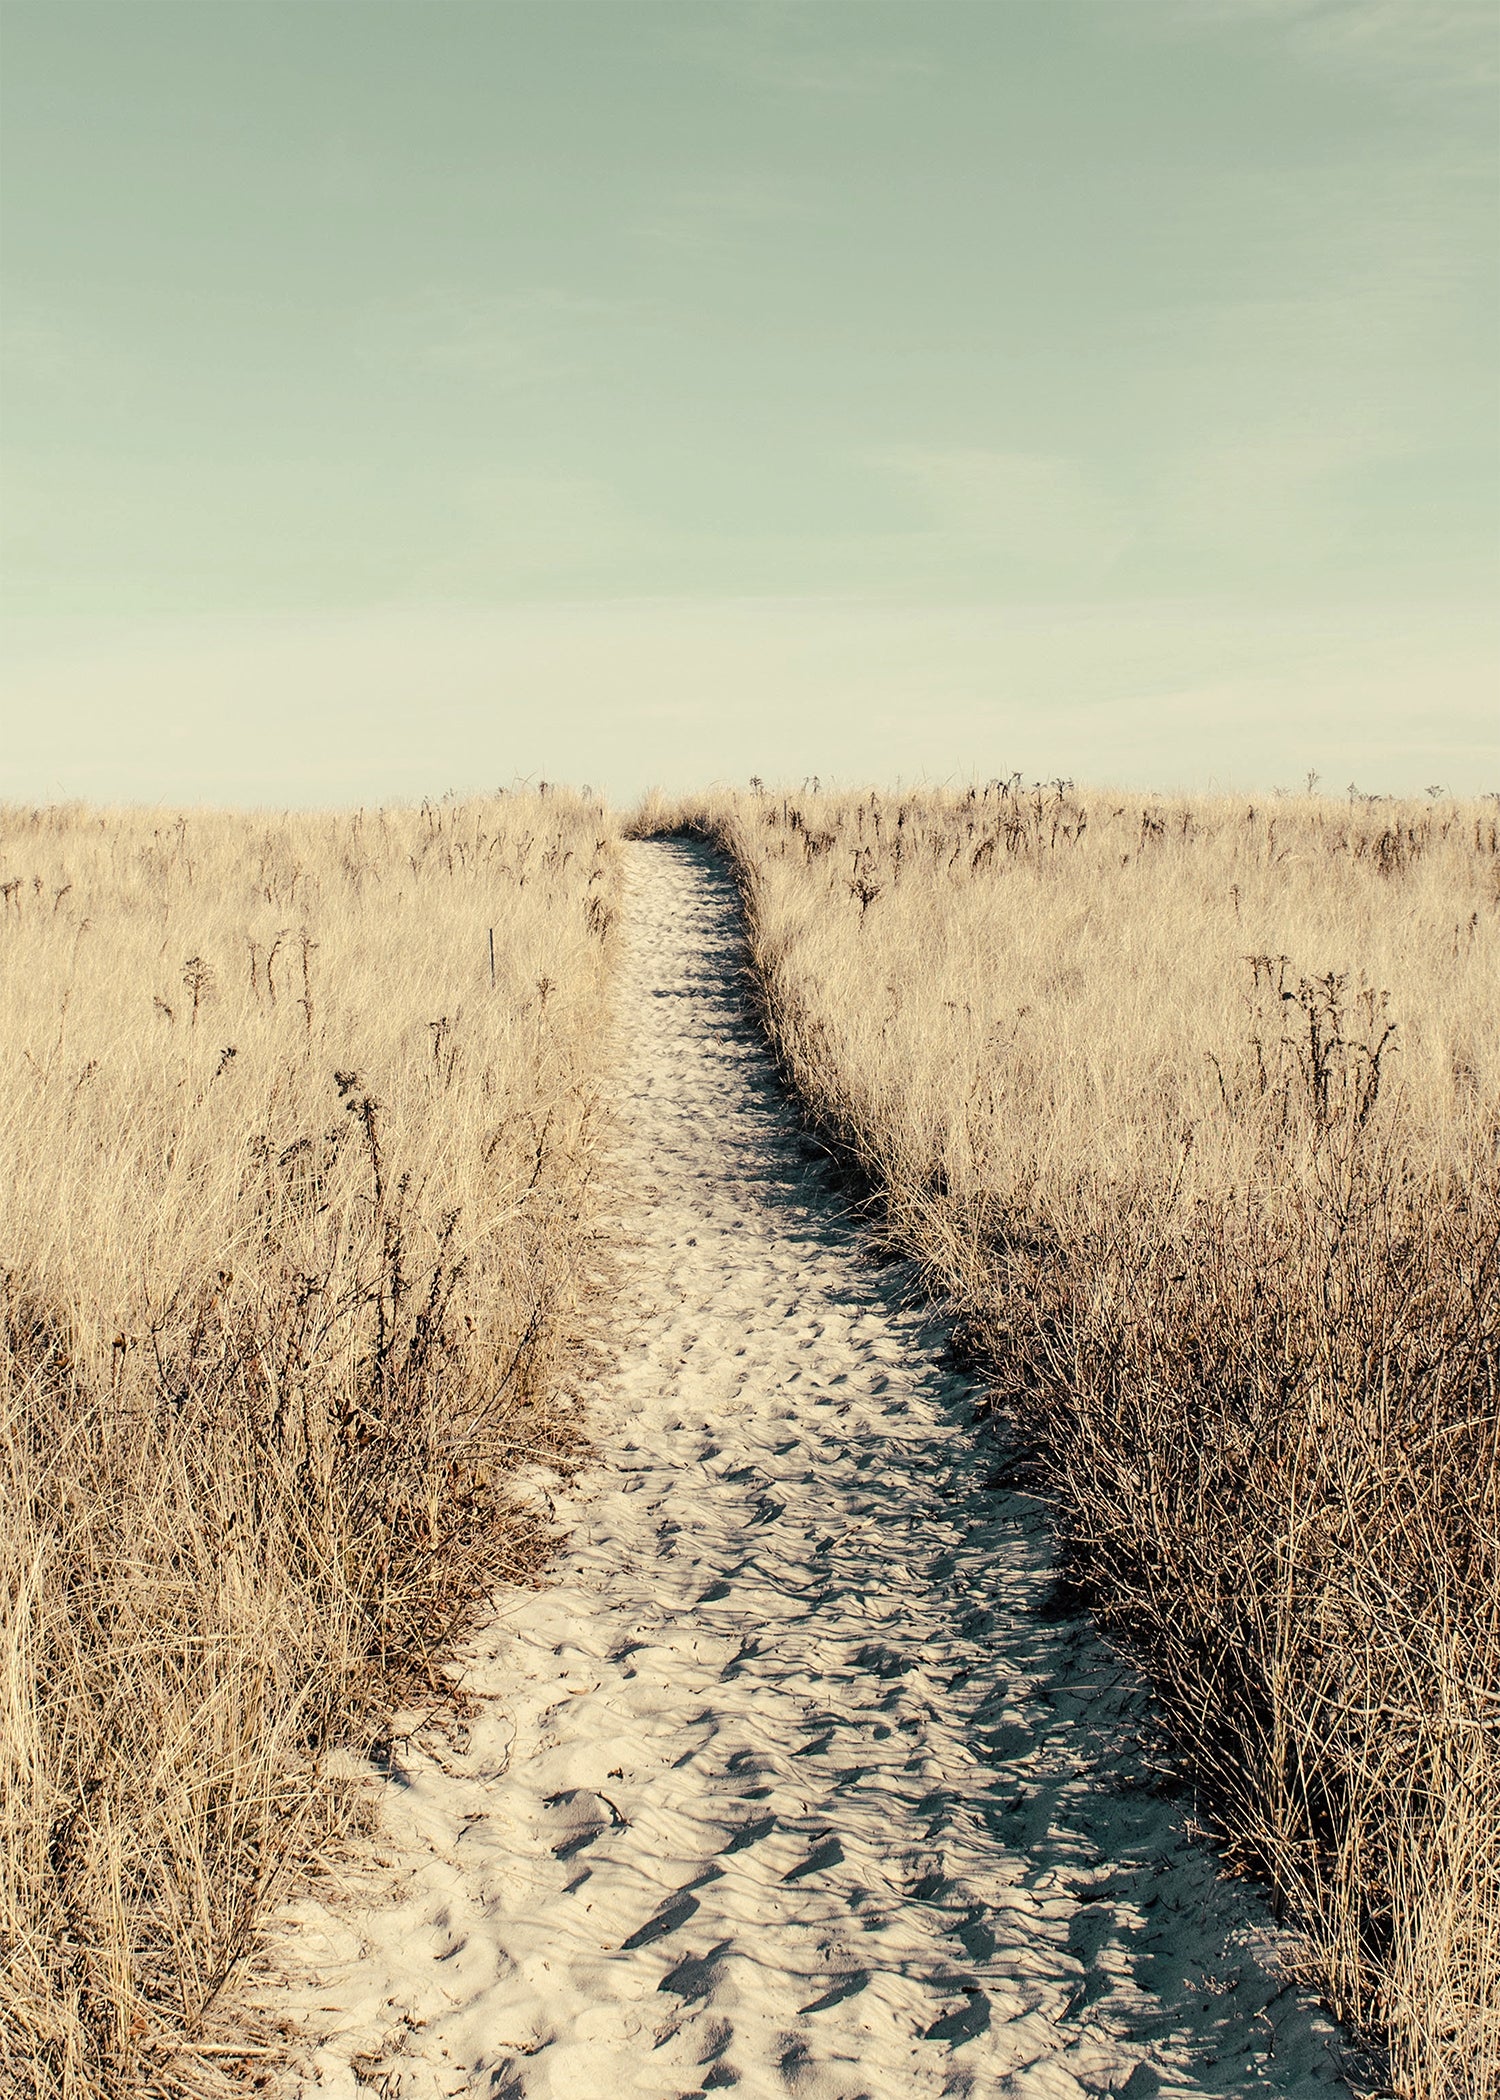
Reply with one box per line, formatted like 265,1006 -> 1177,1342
267,839 -> 1353,2100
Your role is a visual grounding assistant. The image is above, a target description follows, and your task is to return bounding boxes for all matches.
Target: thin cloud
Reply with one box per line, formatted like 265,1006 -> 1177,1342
1140,0 -> 1498,92
630,176 -> 816,255
659,5 -> 938,100
374,286 -> 635,383
868,447 -> 1131,576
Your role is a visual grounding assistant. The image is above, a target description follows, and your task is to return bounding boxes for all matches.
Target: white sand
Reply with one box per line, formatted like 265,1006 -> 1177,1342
266,839 -> 1351,2099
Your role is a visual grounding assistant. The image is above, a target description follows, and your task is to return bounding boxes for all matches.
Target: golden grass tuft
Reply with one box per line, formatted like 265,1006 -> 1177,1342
645,782 -> 1500,2099
0,793 -> 620,2097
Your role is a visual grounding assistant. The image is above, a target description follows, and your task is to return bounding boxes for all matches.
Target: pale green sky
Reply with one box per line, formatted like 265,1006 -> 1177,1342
2,0 -> 1496,800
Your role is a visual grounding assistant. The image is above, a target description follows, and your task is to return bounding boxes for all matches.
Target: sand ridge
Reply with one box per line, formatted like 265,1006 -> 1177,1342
269,838 -> 1350,2098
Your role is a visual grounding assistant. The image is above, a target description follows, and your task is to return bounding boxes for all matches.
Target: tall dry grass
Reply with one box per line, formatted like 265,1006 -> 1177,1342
0,793 -> 620,2097
647,782 -> 1500,2099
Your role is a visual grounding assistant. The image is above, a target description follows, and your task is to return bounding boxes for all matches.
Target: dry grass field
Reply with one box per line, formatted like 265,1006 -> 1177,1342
0,794 -> 620,2097
646,783 -> 1500,2099
6,779 -> 1496,2098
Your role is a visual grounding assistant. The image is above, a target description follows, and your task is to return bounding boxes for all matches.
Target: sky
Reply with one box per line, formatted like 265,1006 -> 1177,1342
2,0 -> 1496,804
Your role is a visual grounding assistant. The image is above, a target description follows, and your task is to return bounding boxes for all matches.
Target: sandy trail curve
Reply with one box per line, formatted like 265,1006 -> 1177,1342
273,839 -> 1349,2100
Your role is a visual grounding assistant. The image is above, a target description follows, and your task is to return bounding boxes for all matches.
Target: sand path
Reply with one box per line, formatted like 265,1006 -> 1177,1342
274,839 -> 1349,2099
